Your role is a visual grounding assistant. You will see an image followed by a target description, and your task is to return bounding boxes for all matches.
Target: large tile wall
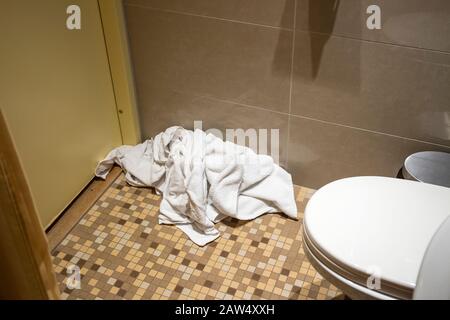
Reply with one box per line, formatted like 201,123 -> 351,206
124,0 -> 450,188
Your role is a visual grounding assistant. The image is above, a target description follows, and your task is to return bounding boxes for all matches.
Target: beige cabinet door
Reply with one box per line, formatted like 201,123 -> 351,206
0,0 -> 122,227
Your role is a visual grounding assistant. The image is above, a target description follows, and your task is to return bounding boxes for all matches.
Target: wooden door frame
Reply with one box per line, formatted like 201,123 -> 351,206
0,110 -> 60,299
0,1 -> 138,299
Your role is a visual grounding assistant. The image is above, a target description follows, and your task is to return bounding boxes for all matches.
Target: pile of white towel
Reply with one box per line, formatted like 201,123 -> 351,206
96,127 -> 297,246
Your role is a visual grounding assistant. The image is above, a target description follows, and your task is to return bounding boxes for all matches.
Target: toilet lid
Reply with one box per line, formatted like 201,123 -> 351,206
304,177 -> 450,297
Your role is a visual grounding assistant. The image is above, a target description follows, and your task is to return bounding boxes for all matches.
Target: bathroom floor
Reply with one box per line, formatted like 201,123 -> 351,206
51,174 -> 341,300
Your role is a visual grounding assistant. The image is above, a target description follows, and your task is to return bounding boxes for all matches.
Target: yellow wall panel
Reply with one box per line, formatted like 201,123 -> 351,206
0,0 -> 122,227
99,0 -> 141,145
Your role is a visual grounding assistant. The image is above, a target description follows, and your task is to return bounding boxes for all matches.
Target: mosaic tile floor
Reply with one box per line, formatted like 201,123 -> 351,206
51,174 -> 341,300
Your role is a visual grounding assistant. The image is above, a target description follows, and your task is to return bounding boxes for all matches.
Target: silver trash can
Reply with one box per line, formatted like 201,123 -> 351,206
402,151 -> 450,188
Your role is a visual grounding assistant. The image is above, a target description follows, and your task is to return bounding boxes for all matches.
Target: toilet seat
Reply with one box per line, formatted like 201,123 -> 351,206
303,176 -> 450,299
303,233 -> 396,300
304,225 -> 409,299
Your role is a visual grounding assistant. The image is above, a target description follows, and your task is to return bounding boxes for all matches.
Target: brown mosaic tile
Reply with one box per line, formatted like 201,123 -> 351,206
51,175 -> 340,300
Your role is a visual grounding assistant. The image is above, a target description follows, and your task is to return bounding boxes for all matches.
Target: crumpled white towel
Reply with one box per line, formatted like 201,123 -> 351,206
96,127 -> 298,246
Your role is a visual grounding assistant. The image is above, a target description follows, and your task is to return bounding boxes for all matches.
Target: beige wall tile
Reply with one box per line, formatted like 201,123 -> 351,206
292,31 -> 450,147
137,87 -> 289,167
125,0 -> 295,29
124,1 -> 450,189
296,0 -> 450,52
125,6 -> 293,114
288,116 -> 450,188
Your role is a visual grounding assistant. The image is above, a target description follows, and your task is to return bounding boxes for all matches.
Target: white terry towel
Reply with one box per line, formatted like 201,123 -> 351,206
96,127 -> 297,246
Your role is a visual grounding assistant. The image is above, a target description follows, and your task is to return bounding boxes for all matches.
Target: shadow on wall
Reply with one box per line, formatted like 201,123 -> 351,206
293,0 -> 362,99
271,0 -> 295,76
272,0 -> 350,80
308,0 -> 340,79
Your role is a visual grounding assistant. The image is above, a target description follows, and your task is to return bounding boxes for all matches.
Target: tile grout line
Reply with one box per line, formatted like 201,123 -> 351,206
124,2 -> 450,150
286,0 -> 298,170
291,114 -> 450,149
125,4 -> 293,31
176,90 -> 289,117
125,3 -> 450,55
199,94 -> 450,150
296,29 -> 450,56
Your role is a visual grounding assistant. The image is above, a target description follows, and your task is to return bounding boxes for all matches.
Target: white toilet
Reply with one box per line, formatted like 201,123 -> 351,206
303,176 -> 450,300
